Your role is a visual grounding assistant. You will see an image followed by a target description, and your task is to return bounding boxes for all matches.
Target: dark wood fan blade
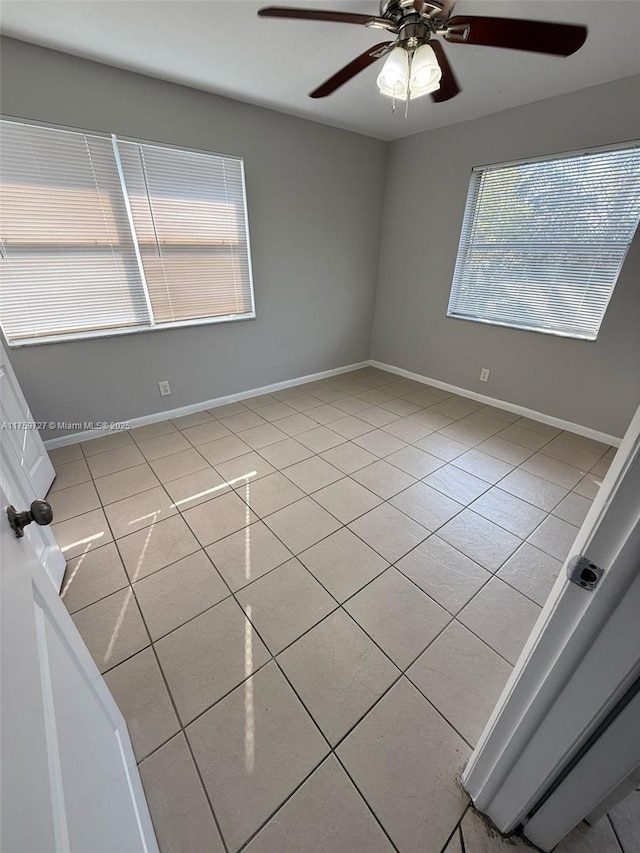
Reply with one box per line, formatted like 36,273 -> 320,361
445,16 -> 587,56
258,6 -> 387,26
429,40 -> 461,102
309,42 -> 393,98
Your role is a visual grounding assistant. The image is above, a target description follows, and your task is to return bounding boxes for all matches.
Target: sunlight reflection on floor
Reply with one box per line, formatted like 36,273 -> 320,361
170,471 -> 258,510
244,481 -> 252,583
129,509 -> 169,526
60,530 -> 104,553
129,514 -> 158,582
104,587 -> 133,666
60,542 -> 91,598
105,511 -> 162,663
244,484 -> 255,774
171,482 -> 228,508
244,603 -> 255,775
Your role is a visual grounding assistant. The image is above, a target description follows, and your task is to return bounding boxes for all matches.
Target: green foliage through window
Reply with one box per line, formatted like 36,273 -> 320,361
448,145 -> 640,340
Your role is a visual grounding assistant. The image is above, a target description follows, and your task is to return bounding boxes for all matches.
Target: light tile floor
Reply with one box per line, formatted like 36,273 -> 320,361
51,366 -> 633,852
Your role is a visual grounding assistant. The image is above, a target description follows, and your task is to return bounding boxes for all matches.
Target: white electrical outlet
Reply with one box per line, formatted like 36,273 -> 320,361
480,368 -> 490,383
158,380 -> 171,397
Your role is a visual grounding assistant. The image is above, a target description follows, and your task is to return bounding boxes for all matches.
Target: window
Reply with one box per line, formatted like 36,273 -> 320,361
0,119 -> 254,346
448,145 -> 640,340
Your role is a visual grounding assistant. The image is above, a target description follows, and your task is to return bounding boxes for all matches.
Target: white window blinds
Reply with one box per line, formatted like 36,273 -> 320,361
0,121 -> 150,343
0,119 -> 255,346
448,146 -> 640,340
118,141 -> 253,324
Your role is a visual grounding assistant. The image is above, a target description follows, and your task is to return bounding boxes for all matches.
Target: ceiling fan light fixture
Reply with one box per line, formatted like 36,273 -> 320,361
409,42 -> 442,97
377,42 -> 441,101
376,46 -> 409,98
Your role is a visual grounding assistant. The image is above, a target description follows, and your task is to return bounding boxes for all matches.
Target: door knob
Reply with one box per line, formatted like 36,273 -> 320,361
7,500 -> 54,538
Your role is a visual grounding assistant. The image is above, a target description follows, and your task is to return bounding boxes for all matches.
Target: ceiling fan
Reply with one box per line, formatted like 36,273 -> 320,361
257,1 -> 588,104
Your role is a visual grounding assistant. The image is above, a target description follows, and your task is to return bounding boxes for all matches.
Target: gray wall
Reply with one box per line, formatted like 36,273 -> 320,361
372,75 -> 640,438
0,38 -> 387,437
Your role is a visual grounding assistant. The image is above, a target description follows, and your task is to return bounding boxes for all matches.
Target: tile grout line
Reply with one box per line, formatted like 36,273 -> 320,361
457,807 -> 470,853
607,813 -> 626,853
441,816 -> 466,853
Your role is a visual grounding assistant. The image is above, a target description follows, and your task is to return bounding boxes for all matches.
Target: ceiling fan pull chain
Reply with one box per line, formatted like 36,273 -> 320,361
405,50 -> 413,119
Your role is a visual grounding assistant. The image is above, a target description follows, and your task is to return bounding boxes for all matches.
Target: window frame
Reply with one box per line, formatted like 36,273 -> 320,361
446,140 -> 640,342
0,116 -> 257,348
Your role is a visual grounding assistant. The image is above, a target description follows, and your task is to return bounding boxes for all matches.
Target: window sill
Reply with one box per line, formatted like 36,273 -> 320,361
6,311 -> 257,348
446,312 -> 597,342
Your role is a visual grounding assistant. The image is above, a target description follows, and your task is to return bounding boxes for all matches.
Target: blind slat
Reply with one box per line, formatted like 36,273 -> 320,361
448,146 -> 640,340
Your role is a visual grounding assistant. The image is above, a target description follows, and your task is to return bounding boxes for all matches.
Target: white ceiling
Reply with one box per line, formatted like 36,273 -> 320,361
2,0 -> 639,140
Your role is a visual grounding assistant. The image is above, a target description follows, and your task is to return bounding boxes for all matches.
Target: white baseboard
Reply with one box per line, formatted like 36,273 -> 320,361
44,360 -> 370,449
44,356 -> 622,450
370,360 -> 622,447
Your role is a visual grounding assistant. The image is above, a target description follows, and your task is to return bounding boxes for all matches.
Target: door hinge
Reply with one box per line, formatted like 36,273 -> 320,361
567,555 -> 603,591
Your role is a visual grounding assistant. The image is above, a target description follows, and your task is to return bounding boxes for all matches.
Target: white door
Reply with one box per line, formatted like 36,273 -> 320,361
0,341 -> 55,496
0,479 -> 158,852
463,405 -> 640,850
1,341 -> 64,587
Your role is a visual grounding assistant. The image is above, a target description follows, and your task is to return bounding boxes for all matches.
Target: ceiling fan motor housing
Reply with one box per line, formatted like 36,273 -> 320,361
380,0 -> 448,23
379,1 -> 447,49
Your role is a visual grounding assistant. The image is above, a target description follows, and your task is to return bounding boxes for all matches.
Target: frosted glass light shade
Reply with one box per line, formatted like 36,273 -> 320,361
377,47 -> 409,98
409,43 -> 442,99
377,43 -> 442,102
